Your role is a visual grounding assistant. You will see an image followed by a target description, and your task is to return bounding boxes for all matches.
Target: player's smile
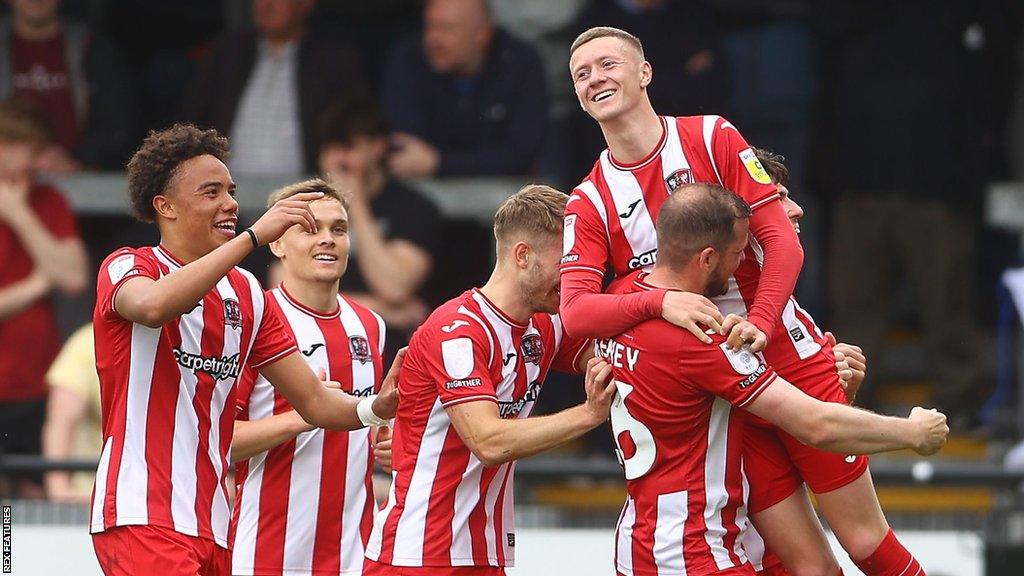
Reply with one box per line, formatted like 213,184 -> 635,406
213,217 -> 237,239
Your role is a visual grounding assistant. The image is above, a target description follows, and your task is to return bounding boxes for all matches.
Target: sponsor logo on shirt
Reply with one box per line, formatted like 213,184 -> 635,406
301,343 -> 324,357
628,248 -> 657,270
107,254 -> 137,283
442,337 -> 474,379
521,334 -> 544,364
789,326 -> 806,342
174,349 -> 241,381
665,168 -> 694,192
563,214 -> 577,256
720,343 -> 760,375
350,335 -> 372,364
223,298 -> 243,330
441,320 -> 470,333
445,377 -> 482,390
739,148 -> 772,185
619,199 -> 642,219
507,533 -> 515,547
498,379 -> 543,418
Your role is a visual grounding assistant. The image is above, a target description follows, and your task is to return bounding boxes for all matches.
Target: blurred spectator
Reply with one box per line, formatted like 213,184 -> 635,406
565,0 -> 729,184
823,1 -> 984,425
41,322 -> 99,503
0,97 -> 87,498
0,0 -> 140,171
382,0 -> 549,177
177,0 -> 367,175
313,97 -> 441,361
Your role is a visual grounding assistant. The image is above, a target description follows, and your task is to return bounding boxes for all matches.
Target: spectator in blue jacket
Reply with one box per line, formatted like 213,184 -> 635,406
382,0 -> 549,178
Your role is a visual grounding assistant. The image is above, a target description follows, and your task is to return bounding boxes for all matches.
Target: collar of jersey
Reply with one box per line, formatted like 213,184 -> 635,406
471,288 -> 528,329
155,244 -> 185,269
278,283 -> 341,319
606,116 -> 668,172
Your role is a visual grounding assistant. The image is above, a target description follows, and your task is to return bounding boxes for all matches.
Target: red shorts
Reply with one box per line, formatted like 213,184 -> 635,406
92,524 -> 230,576
618,567 -> 755,576
745,343 -> 869,513
363,558 -> 505,576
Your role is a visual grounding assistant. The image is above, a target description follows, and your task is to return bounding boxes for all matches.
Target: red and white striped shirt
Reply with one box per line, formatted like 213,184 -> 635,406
365,289 -> 588,568
231,286 -> 385,575
91,245 -> 296,547
561,114 -> 827,378
603,273 -> 776,576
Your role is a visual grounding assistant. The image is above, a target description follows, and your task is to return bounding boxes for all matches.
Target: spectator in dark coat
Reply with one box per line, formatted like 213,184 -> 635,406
382,0 -> 549,178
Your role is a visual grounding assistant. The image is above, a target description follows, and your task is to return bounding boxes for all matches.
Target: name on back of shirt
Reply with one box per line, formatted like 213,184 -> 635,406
595,339 -> 639,372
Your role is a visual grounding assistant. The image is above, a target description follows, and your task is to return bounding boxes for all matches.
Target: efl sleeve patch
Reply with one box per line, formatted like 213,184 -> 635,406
106,254 -> 137,283
738,148 -> 772,185
563,214 -> 577,257
719,342 -> 761,375
442,337 -> 475,379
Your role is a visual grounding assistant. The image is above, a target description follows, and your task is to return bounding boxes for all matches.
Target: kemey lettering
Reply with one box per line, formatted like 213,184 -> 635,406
595,339 -> 640,372
498,380 -> 543,418
628,249 -> 657,270
174,349 -> 241,381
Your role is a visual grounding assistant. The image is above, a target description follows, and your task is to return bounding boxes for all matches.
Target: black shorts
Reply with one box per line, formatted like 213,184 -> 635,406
0,397 -> 47,486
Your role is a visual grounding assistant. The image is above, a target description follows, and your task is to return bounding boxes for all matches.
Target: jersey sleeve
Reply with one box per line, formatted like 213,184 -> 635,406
95,247 -> 162,322
707,117 -> 779,211
560,188 -> 609,278
550,315 -> 590,375
248,296 -> 298,370
418,314 -> 498,409
680,335 -> 778,408
234,366 -> 259,417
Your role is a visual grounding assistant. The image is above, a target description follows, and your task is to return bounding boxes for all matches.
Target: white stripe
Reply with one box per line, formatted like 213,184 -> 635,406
702,116 -> 725,186
231,376 -> 276,573
208,277 -> 240,545
170,299 -> 204,537
340,298 -> 377,397
115,323 -> 160,524
89,437 -> 113,532
781,298 -> 822,360
245,272 -> 267,365
734,462 -> 751,565
449,455 -> 485,565
703,398 -> 733,569
660,117 -> 692,181
616,497 -> 636,575
392,398 -> 449,563
601,154 -> 657,269
366,472 -> 399,561
491,462 -> 515,566
654,490 -> 688,575
372,308 -> 387,355
576,181 -> 610,240
276,298 -> 326,572
473,297 -> 517,400
457,305 -> 495,366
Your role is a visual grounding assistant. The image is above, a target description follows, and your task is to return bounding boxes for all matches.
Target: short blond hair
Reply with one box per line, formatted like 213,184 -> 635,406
266,178 -> 348,211
493,184 -> 567,248
570,26 -> 644,60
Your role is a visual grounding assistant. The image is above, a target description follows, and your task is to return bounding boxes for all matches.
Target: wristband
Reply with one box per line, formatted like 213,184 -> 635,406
243,228 -> 260,248
357,395 -> 388,427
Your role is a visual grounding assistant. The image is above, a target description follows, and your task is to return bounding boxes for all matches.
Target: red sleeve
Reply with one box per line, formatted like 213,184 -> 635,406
550,315 -> 590,375
235,366 -> 258,417
95,247 -> 161,322
559,269 -> 665,339
248,297 -> 298,369
681,335 -> 778,408
746,201 -> 803,336
708,118 -> 779,210
560,188 -> 610,277
417,315 -> 498,408
32,185 -> 80,240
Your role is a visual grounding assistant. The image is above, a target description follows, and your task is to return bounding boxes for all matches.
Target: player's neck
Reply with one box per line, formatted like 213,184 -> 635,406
601,102 -> 662,165
644,266 -> 702,295
479,273 -> 531,325
280,276 -> 340,314
158,233 -> 210,266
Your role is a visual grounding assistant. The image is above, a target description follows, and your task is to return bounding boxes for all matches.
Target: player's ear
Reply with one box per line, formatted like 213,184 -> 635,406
513,241 -> 530,269
639,61 -> 652,89
269,239 -> 286,259
698,246 -> 717,271
152,195 -> 175,221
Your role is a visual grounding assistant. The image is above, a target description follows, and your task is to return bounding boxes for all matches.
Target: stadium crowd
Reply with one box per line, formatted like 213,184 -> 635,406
0,0 -> 1022,574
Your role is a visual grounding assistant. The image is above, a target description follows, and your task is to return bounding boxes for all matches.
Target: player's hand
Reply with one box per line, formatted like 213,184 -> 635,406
582,357 -> 616,425
373,426 -> 394,474
721,314 -> 767,352
250,191 -> 325,245
909,407 -> 949,456
661,291 -> 724,344
371,347 -> 406,420
827,332 -> 866,404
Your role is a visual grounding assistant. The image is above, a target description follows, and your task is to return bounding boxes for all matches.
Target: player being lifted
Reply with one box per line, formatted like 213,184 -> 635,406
599,183 -> 947,576
231,179 -> 402,576
365,185 -> 615,576
91,125 -> 397,576
564,27 -> 931,576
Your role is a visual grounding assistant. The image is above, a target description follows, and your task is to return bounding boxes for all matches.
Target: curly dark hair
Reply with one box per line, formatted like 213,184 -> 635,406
126,123 -> 230,222
752,147 -> 789,186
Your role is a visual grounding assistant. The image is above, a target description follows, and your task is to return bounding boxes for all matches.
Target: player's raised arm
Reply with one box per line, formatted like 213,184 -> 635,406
744,377 -> 948,456
447,357 -> 614,467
